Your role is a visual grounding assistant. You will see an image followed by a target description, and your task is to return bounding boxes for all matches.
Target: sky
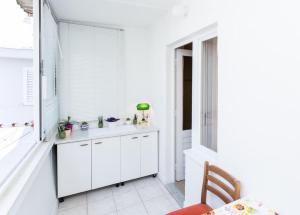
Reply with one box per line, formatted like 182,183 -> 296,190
0,0 -> 33,49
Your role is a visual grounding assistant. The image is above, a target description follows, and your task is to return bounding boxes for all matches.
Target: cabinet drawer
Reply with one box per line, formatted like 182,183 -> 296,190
57,140 -> 92,197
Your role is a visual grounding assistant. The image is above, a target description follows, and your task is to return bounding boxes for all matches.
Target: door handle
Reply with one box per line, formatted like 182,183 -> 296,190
80,144 -> 89,147
94,142 -> 103,145
143,135 -> 149,138
131,137 -> 138,139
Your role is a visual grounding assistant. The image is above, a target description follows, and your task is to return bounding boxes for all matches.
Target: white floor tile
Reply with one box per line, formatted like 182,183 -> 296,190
88,196 -> 117,215
59,193 -> 87,210
134,177 -> 160,189
112,182 -> 135,195
58,206 -> 87,215
137,183 -> 165,201
117,203 -> 148,215
114,189 -> 142,210
87,187 -> 113,203
144,195 -> 180,215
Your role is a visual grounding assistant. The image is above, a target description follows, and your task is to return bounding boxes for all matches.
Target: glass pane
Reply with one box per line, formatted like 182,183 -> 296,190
41,4 -> 59,139
201,37 -> 218,152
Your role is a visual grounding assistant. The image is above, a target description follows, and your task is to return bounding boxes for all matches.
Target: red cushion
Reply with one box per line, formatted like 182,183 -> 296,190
167,203 -> 212,215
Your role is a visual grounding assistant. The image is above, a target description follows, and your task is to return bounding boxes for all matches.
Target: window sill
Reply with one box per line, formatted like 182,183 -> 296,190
0,137 -> 54,214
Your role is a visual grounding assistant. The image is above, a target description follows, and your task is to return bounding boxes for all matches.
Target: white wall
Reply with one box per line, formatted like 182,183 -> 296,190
123,27 -> 152,117
148,0 -> 300,213
0,53 -> 33,124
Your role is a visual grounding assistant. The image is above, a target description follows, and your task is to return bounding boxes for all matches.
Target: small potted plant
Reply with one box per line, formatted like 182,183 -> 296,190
80,121 -> 89,131
65,116 -> 73,131
58,123 -> 66,139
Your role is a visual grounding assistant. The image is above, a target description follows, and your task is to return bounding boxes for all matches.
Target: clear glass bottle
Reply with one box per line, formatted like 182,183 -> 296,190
133,114 -> 138,125
98,116 -> 104,128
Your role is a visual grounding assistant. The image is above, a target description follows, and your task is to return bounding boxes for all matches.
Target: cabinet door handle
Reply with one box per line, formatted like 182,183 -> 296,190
131,137 -> 138,139
94,142 -> 103,145
80,144 -> 89,147
143,135 -> 149,138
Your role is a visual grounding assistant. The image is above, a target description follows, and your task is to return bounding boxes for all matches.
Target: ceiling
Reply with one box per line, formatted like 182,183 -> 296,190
50,0 -> 178,27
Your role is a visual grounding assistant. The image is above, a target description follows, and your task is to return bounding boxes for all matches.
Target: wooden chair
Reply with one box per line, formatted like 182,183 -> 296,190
167,161 -> 240,215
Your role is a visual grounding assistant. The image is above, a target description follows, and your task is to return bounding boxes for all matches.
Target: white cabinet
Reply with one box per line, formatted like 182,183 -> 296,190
57,140 -> 91,198
121,132 -> 158,181
57,130 -> 158,198
121,134 -> 141,181
140,132 -> 158,177
92,137 -> 120,189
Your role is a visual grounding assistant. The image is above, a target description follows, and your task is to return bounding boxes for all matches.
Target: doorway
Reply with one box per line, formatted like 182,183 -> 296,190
174,42 -> 193,197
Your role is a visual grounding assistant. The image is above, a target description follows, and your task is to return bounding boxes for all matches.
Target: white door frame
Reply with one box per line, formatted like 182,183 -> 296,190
175,49 -> 193,181
166,23 -> 218,184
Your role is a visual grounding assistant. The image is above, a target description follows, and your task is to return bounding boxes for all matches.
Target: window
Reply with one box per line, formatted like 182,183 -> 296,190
201,37 -> 218,152
0,0 -> 36,188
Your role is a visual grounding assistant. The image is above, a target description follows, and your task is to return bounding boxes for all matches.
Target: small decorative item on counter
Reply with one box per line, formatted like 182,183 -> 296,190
125,117 -> 132,125
106,117 -> 120,128
58,123 -> 66,139
80,121 -> 89,131
133,114 -> 138,125
136,103 -> 150,123
64,116 -> 73,131
65,128 -> 71,137
98,116 -> 104,128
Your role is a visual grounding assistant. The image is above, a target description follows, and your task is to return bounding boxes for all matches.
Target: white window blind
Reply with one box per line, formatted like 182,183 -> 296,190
59,23 -> 125,121
22,67 -> 33,106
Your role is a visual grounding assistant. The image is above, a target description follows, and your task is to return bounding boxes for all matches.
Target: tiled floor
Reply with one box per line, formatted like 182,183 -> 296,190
175,181 -> 185,195
58,176 -> 180,215
165,183 -> 185,208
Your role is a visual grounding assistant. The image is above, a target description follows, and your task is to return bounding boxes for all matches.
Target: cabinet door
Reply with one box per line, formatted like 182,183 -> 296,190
141,132 -> 158,177
57,140 -> 91,197
92,137 -> 121,189
121,135 -> 141,181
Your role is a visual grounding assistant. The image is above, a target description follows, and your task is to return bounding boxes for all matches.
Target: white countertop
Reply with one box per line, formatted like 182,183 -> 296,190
55,125 -> 158,145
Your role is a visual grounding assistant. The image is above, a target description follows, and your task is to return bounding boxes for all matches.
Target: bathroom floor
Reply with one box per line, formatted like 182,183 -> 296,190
58,176 -> 180,215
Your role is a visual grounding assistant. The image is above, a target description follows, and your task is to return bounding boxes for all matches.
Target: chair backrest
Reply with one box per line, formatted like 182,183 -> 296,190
201,161 -> 240,205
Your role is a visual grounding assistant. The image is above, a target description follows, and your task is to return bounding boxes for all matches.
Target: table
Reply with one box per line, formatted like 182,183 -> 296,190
203,198 -> 278,215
